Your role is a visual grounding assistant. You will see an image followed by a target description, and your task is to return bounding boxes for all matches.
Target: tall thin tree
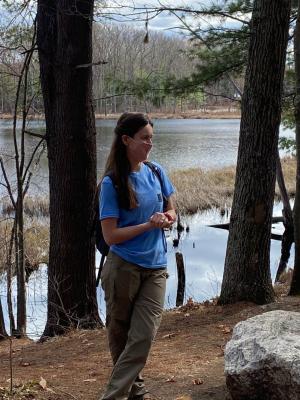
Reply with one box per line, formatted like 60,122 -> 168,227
290,0 -> 300,295
219,0 -> 291,304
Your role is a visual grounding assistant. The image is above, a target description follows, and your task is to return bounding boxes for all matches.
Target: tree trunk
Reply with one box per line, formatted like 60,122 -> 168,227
275,152 -> 294,282
290,1 -> 300,295
175,252 -> 185,307
16,194 -> 26,337
219,0 -> 291,305
37,0 -> 102,338
0,297 -> 8,340
7,224 -> 16,335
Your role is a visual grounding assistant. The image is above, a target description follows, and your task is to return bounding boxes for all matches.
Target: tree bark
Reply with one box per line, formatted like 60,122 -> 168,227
37,0 -> 102,338
219,0 -> 291,305
290,0 -> 300,295
0,297 -> 8,340
7,224 -> 16,335
275,152 -> 294,282
16,194 -> 26,337
175,252 -> 185,307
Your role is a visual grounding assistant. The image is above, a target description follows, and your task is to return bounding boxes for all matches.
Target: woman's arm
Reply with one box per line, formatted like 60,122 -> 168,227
102,195 -> 176,245
101,218 -> 154,246
164,194 -> 177,222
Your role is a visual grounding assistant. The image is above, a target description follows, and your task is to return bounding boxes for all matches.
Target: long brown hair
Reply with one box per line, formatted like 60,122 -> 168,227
104,112 -> 153,210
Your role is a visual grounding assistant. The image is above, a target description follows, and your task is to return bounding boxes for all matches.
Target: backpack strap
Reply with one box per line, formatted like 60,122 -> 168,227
143,161 -> 168,211
143,161 -> 163,188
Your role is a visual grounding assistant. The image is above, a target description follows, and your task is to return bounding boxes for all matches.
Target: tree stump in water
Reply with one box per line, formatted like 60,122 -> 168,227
176,252 -> 185,307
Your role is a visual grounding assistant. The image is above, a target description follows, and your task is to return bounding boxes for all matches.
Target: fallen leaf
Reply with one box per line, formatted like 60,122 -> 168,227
162,333 -> 176,339
166,376 -> 176,383
39,377 -> 47,390
222,327 -> 231,334
193,378 -> 204,385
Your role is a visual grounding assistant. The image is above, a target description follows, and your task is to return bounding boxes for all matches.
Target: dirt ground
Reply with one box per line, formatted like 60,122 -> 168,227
0,292 -> 299,400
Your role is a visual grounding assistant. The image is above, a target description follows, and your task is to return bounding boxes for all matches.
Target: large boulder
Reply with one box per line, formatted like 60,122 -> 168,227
225,310 -> 300,400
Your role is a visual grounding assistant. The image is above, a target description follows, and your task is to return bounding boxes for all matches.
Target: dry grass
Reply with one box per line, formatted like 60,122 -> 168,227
170,166 -> 235,214
273,268 -> 294,298
0,218 -> 49,275
278,157 -> 296,196
1,196 -> 49,218
170,157 -> 296,214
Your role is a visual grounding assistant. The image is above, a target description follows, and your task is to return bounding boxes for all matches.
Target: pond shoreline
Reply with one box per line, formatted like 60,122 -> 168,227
0,110 -> 241,121
1,158 -> 296,217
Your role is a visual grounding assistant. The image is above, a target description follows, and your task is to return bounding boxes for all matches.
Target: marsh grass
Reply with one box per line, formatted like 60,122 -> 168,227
0,157 -> 296,272
0,158 -> 295,218
1,196 -> 49,218
0,218 -> 49,275
274,268 -> 294,297
170,157 -> 296,214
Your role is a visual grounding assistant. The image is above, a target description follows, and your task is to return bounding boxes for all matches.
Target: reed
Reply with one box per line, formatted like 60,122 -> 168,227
1,196 -> 49,218
0,157 -> 296,219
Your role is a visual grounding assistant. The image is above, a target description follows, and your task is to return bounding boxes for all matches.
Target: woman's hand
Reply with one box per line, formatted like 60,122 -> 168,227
150,212 -> 173,229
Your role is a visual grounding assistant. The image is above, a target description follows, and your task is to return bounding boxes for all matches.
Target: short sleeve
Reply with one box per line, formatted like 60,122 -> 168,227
151,161 -> 175,198
99,176 -> 120,220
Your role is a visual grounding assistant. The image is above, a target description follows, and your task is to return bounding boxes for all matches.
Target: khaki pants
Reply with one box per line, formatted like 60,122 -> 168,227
100,251 -> 167,400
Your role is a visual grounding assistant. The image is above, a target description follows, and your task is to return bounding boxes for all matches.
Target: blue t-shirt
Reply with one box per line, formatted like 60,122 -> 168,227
99,161 -> 175,269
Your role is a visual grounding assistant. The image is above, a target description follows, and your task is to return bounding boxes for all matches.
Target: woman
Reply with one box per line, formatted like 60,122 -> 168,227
99,112 -> 176,400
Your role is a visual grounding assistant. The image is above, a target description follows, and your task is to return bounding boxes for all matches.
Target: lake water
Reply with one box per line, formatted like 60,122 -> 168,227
0,118 -> 244,197
0,118 -> 295,338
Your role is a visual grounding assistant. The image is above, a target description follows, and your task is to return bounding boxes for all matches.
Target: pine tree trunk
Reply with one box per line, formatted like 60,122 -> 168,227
219,0 -> 291,305
290,1 -> 300,295
37,0 -> 102,338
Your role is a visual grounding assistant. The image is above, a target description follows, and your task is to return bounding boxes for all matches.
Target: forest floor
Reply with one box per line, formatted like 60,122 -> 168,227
0,285 -> 299,400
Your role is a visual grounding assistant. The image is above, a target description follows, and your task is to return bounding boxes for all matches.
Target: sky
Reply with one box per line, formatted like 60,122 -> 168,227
98,0 -> 247,37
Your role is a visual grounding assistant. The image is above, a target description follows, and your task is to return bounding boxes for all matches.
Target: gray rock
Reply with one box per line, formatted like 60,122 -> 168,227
225,310 -> 300,400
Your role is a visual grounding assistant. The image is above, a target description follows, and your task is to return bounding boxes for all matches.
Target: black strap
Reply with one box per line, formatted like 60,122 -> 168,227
143,161 -> 164,189
96,254 -> 106,287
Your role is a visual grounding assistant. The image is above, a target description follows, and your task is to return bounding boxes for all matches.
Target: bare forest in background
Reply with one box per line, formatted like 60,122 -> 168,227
0,23 -> 240,118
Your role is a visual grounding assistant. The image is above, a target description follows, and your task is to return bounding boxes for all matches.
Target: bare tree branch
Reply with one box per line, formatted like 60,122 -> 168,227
75,60 -> 108,68
24,130 -> 45,139
22,138 -> 45,187
0,157 -> 16,210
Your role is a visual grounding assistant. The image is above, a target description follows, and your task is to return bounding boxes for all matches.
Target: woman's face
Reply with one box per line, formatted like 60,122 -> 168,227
124,123 -> 153,164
